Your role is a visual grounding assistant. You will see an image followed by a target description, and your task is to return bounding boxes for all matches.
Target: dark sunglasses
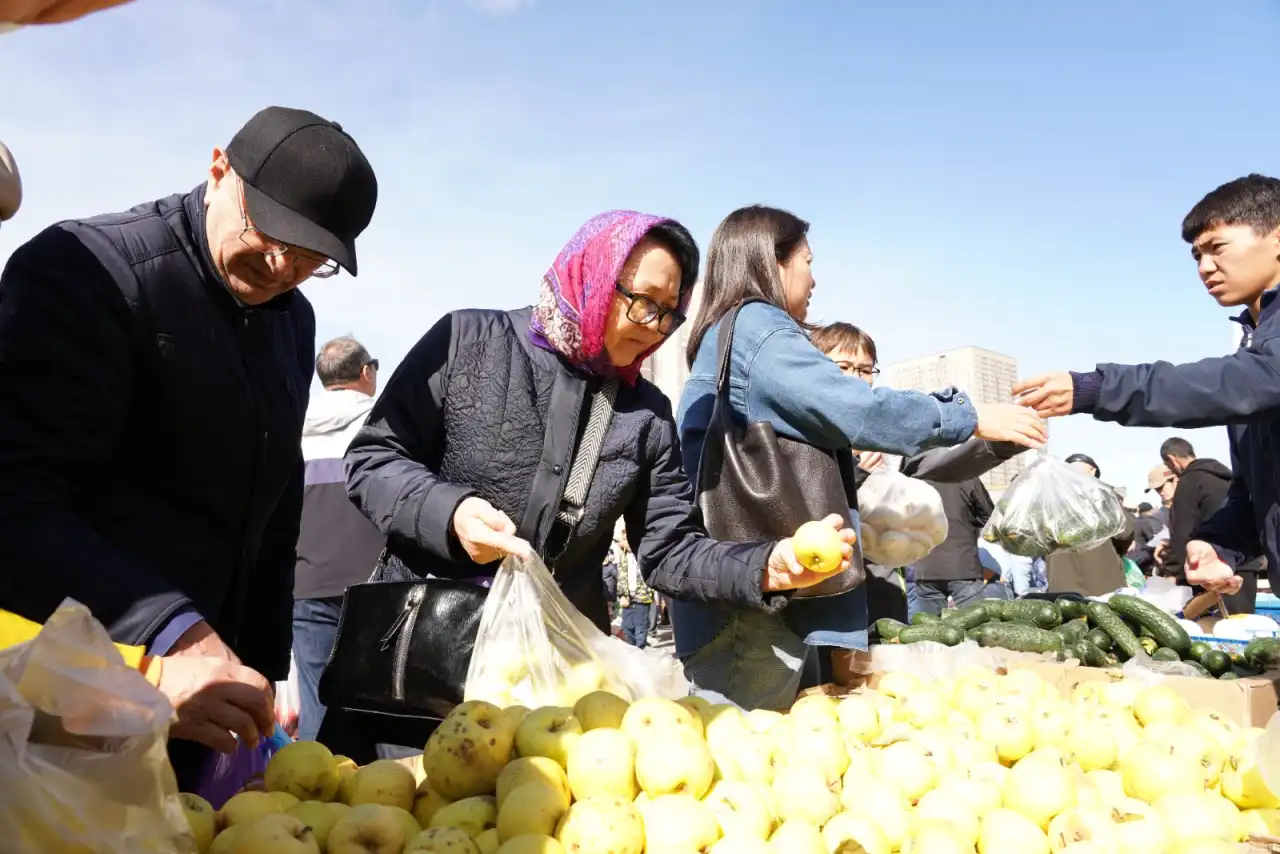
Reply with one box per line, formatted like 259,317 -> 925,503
615,283 -> 686,335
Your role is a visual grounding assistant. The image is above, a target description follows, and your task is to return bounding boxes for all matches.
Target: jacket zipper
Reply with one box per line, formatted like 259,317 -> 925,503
379,585 -> 426,702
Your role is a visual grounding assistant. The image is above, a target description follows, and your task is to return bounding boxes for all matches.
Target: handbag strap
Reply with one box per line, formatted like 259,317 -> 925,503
714,298 -> 767,396
556,379 -> 619,527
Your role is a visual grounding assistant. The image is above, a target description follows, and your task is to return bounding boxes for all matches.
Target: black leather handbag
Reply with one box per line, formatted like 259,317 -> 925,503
694,300 -> 865,598
318,380 -> 619,720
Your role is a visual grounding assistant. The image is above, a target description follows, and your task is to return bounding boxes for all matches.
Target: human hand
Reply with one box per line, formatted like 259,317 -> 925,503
1153,541 -> 1167,564
973,403 -> 1048,449
157,656 -> 275,753
1011,372 -> 1074,418
452,496 -> 532,564
857,451 -> 886,473
763,514 -> 857,592
168,620 -> 241,663
619,596 -> 630,609
1185,540 -> 1237,590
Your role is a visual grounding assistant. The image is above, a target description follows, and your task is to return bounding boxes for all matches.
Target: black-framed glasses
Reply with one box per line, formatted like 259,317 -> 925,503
615,283 -> 685,335
837,361 -> 881,382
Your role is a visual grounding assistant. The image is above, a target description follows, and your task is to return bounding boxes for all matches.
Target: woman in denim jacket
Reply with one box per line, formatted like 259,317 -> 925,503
675,205 -> 1047,709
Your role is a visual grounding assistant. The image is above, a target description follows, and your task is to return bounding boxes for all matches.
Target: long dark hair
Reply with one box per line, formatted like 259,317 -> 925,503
685,205 -> 811,367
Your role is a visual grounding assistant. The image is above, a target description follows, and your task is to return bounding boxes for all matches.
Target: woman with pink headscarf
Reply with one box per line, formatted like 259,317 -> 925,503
346,211 -> 855,643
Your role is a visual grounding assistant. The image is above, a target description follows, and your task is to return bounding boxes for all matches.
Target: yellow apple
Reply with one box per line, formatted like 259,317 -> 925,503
790,693 -> 839,725
899,686 -> 950,730
704,780 -> 773,840
207,825 -> 241,854
978,809 -> 1049,854
424,701 -> 519,800
1165,840 -> 1239,854
1120,742 -> 1204,804
555,795 -> 645,854
837,694 -> 883,743
708,836 -> 771,854
620,697 -> 701,742
771,764 -> 839,827
1132,686 -> 1189,728
430,796 -> 498,838
572,691 -> 630,732
217,791 -> 283,831
230,813 -> 320,854
790,520 -> 844,574
878,740 -> 938,804
179,792 -> 216,853
905,818 -> 977,854
497,757 -> 572,812
877,672 -> 922,701
1046,808 -> 1115,853
1064,717 -> 1119,772
917,790 -> 980,848
638,793 -> 721,852
1002,751 -> 1077,830
413,779 -> 454,828
497,782 -> 568,842
1221,752 -> 1280,810
768,819 -> 826,854
565,727 -> 634,804
1153,792 -> 1242,843
405,826 -> 481,853
783,719 -> 850,785
265,740 -> 341,803
978,710 -> 1035,766
288,800 -> 349,849
823,812 -> 890,854
635,724 -> 715,798
495,835 -> 565,854
677,694 -> 716,728
343,759 -> 418,811
328,803 -> 418,853
1028,706 -> 1072,750
504,706 -> 531,731
476,828 -> 500,854
516,707 -> 583,769
1109,799 -> 1168,854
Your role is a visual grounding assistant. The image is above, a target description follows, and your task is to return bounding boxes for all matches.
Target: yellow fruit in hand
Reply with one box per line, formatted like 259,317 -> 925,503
790,520 -> 846,573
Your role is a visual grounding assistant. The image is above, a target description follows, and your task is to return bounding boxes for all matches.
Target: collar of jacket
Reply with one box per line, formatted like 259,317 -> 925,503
1231,284 -> 1280,332
182,183 -> 297,315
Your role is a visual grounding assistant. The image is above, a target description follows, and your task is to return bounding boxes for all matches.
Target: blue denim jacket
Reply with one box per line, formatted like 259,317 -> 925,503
673,302 -> 979,659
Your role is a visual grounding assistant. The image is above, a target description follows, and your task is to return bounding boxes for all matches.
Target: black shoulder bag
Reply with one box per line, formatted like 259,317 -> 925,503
695,300 -> 865,598
319,380 -> 619,720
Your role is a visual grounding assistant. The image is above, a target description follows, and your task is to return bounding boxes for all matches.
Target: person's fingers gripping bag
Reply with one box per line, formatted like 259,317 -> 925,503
982,450 -> 1127,558
464,551 -> 689,708
0,599 -> 196,854
857,468 -> 948,568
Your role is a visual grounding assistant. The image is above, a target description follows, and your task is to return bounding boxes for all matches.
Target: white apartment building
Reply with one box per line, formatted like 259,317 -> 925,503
884,346 -> 1032,491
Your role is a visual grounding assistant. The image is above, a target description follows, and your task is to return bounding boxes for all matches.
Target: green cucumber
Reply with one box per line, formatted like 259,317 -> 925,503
1108,594 -> 1192,656
1086,602 -> 1143,660
1151,647 -> 1181,662
874,618 -> 907,641
1245,637 -> 1280,672
1058,599 -> 1088,621
944,603 -> 992,631
966,626 -> 985,642
911,612 -> 941,626
1002,600 -> 1063,629
1200,650 -> 1231,677
1073,641 -> 1108,668
898,623 -> 965,647
976,623 -> 1064,655
1138,637 -> 1159,656
1187,641 -> 1212,663
1054,618 -> 1091,646
1084,628 -> 1113,652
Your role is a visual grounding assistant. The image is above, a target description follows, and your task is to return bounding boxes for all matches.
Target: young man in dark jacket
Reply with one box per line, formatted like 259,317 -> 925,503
911,476 -> 995,615
1157,437 -> 1229,575
0,106 -> 377,783
1015,174 -> 1280,613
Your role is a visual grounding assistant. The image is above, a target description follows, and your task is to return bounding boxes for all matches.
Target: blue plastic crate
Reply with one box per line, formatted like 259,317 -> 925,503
1256,593 -> 1280,620
1189,634 -> 1250,655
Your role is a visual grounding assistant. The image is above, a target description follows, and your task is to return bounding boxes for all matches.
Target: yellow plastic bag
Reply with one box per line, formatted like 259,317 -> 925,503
464,551 -> 689,708
0,599 -> 195,854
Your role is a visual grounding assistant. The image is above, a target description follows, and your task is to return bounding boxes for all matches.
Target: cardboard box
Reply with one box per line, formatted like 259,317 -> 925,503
1008,659 -> 1280,728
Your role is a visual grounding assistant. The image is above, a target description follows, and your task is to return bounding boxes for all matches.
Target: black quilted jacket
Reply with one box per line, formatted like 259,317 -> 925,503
345,307 -> 780,632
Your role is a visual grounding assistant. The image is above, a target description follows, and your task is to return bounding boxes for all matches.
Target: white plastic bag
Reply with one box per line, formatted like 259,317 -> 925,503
464,551 -> 689,708
982,450 -> 1127,558
0,599 -> 195,854
857,468 -> 948,568
274,652 -> 301,738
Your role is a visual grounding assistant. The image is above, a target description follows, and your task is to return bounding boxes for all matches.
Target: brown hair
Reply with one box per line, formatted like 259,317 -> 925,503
685,205 -> 811,367
810,322 -> 878,364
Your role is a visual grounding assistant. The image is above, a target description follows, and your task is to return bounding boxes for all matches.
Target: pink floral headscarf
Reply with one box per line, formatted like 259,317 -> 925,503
530,210 -> 691,386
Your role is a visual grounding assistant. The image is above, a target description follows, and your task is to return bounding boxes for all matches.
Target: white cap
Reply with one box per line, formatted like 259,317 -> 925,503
0,140 -> 20,222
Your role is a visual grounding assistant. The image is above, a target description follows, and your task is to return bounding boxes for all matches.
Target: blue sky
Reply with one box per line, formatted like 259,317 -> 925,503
2,0 -> 1278,499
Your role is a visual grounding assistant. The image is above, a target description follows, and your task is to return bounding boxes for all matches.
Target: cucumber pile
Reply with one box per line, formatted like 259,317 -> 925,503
870,593 -> 1277,680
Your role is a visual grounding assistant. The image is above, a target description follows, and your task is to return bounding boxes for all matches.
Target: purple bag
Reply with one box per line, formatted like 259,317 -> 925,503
192,724 -> 293,810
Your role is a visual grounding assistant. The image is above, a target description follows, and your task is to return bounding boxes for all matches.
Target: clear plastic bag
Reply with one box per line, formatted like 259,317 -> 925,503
464,551 -> 689,708
274,652 -> 300,738
857,468 -> 948,568
0,599 -> 195,854
982,451 -> 1127,558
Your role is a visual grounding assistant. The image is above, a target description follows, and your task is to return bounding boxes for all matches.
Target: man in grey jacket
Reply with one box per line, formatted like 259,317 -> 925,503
293,336 -> 386,741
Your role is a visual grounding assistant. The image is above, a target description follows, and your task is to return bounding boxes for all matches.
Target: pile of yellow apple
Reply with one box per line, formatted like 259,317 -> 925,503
178,666 -> 1276,854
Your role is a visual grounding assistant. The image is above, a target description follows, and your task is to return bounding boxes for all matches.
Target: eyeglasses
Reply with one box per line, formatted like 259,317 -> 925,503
236,179 -> 339,279
615,283 -> 686,335
837,362 -> 881,382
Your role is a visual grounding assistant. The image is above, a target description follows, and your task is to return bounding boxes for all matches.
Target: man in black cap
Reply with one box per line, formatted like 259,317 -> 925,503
1045,453 -> 1135,596
0,106 -> 376,782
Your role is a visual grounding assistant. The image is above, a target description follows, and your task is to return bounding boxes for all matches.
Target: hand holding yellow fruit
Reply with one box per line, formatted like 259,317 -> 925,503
765,516 -> 856,591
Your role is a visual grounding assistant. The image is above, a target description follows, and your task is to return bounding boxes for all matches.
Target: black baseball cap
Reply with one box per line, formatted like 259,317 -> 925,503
226,106 -> 377,276
1064,453 -> 1101,479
